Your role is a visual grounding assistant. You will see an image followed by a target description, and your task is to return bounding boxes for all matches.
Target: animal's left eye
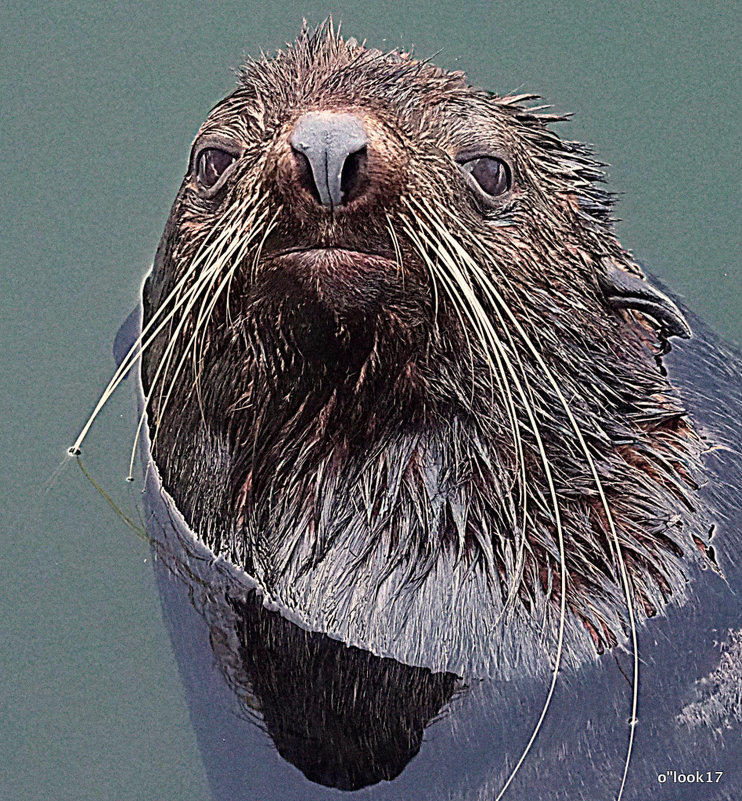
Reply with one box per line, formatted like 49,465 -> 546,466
458,156 -> 511,198
195,147 -> 237,190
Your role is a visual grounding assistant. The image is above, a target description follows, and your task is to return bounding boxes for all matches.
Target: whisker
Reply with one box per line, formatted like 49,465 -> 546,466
400,213 -> 530,602
412,198 -> 535,605
386,214 -> 406,292
430,195 -> 538,330
192,209 -> 279,412
148,212 -> 256,458
402,199 -> 526,500
388,214 -> 476,393
402,196 -> 585,801
138,205 -> 274,476
414,198 -> 638,801
69,202 -> 246,456
192,203 -> 274,399
428,242 -> 568,801
127,259 -> 225,478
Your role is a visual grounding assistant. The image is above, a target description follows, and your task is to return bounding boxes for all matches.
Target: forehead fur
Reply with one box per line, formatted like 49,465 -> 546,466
237,23 -> 470,108
225,22 -> 614,228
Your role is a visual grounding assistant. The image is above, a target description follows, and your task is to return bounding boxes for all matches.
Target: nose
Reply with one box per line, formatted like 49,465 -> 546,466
290,112 -> 368,210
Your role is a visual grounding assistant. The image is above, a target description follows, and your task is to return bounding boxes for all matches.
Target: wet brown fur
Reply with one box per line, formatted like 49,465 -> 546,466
141,23 -> 711,660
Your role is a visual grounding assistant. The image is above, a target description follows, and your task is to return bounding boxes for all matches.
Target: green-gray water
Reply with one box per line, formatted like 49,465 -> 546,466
1,3 -> 739,799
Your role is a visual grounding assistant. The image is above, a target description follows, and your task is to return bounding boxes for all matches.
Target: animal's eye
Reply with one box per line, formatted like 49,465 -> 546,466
195,147 -> 236,190
458,156 -> 511,198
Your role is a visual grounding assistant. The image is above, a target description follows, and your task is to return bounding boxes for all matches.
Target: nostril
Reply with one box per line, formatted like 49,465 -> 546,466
340,146 -> 367,205
289,112 -> 368,209
292,148 -> 323,205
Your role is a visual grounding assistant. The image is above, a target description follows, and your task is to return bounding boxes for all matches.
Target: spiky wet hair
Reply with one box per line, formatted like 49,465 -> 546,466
136,22 -> 712,677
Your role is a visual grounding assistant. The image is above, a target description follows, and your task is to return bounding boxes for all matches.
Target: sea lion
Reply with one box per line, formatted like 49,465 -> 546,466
81,22 -> 742,801
137,23 -> 715,676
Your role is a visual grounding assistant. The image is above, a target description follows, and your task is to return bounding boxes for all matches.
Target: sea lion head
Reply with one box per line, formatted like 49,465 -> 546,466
141,23 -> 711,676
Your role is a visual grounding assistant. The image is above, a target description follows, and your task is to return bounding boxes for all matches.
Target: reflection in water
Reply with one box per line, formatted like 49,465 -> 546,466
144,476 -> 458,792
230,592 -> 456,790
227,593 -> 457,789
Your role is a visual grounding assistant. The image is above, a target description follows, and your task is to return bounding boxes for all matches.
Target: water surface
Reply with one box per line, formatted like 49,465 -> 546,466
1,2 -> 739,799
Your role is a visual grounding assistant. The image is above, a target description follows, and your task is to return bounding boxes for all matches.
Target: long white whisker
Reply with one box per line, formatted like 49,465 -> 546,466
400,213 -> 529,604
402,202 -> 527,521
192,204 -> 273,397
413,199 -> 536,610
402,205 -> 569,801
192,209 -> 279,410
418,199 -> 638,801
387,215 -> 477,399
69,202 -> 246,455
127,259 -> 225,478
431,196 -> 539,330
148,212 -> 257,457
135,205 -> 274,477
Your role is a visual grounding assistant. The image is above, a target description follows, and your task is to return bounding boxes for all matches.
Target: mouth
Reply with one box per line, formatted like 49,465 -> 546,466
260,246 -> 401,314
266,246 -> 399,280
270,245 -> 396,266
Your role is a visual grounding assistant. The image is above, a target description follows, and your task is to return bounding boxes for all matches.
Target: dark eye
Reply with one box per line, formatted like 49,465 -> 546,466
459,156 -> 511,198
195,147 -> 236,190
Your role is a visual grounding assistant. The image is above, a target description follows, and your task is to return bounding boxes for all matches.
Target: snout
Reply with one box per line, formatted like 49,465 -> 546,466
290,111 -> 369,210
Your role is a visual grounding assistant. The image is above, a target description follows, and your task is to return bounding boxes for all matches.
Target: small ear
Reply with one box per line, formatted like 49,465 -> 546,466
599,265 -> 692,339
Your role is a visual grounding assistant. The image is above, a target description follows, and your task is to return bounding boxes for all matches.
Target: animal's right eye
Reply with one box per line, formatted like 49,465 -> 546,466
458,156 -> 511,199
195,147 -> 237,190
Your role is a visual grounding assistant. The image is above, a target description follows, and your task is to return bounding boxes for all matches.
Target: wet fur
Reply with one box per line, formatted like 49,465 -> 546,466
141,24 -> 714,675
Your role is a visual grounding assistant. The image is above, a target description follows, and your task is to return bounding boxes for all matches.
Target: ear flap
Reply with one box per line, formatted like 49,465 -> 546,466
599,265 -> 692,339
